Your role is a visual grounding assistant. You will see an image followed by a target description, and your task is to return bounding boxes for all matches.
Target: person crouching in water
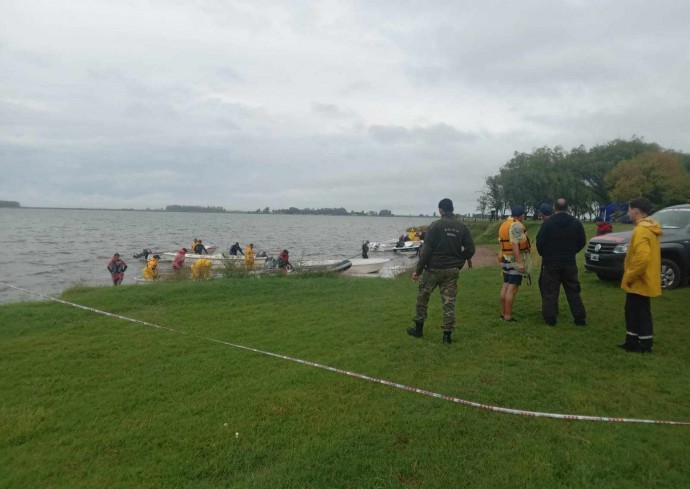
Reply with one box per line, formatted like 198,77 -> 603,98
278,249 -> 291,273
172,248 -> 188,271
244,243 -> 255,270
107,253 -> 127,286
142,254 -> 160,280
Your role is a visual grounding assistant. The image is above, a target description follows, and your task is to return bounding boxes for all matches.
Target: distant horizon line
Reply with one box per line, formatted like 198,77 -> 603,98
5,205 -> 439,218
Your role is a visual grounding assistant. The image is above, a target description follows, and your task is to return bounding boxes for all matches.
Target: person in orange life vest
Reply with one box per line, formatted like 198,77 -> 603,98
619,197 -> 662,354
107,253 -> 127,285
498,205 -> 531,322
172,248 -> 188,270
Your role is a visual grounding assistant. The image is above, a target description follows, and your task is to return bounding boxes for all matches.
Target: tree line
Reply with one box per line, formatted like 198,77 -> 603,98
254,207 -> 395,216
477,137 -> 690,219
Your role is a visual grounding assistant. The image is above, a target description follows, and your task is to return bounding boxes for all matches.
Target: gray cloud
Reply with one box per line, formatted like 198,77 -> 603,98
1,0 -> 688,215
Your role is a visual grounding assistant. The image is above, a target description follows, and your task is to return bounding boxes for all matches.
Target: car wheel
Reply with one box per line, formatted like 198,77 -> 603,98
660,258 -> 681,290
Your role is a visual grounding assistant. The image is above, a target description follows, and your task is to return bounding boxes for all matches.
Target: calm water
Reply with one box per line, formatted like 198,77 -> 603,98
0,209 -> 434,304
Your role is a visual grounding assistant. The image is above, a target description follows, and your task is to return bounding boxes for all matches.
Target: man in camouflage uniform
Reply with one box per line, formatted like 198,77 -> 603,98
407,198 -> 475,344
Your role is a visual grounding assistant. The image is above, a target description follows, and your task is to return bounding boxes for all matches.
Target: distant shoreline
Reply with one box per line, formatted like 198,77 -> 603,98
4,207 -> 433,218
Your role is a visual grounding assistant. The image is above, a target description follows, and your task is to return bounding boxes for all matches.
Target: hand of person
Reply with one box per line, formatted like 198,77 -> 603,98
517,262 -> 525,273
467,259 -> 473,269
412,271 -> 419,281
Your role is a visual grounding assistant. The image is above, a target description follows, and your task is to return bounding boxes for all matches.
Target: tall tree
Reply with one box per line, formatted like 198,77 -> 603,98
605,152 -> 690,206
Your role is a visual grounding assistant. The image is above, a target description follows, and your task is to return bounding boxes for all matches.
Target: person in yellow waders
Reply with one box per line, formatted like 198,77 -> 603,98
191,258 -> 213,280
142,254 -> 160,280
244,243 -> 255,270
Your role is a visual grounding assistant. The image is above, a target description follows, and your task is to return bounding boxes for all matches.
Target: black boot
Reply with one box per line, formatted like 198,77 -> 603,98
407,320 -> 424,338
443,331 -> 452,344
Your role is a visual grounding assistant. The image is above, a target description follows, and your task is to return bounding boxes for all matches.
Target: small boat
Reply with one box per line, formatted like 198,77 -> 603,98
392,241 -> 422,252
162,252 -> 267,265
346,258 -> 390,274
296,259 -> 352,272
369,240 -> 423,253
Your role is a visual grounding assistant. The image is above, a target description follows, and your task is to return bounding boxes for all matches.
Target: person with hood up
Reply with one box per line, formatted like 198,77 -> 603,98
536,198 -> 587,326
244,243 -> 255,270
142,254 -> 160,280
107,253 -> 127,285
619,196 -> 662,353
191,258 -> 213,279
172,248 -> 188,270
362,240 -> 369,259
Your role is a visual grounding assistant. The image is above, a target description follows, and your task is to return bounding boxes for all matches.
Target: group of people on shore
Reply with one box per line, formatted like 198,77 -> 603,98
407,196 -> 662,353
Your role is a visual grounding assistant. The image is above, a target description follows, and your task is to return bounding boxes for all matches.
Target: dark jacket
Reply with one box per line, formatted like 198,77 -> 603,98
536,212 -> 586,265
416,214 -> 475,273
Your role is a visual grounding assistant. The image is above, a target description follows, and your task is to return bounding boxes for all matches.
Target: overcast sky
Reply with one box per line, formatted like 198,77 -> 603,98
1,0 -> 688,215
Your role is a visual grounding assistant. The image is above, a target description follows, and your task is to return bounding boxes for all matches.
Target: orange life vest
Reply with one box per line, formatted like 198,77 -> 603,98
498,218 -> 531,255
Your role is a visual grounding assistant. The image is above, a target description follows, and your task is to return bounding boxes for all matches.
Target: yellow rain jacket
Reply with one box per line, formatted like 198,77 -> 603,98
191,259 -> 213,280
622,218 -> 662,297
408,229 -> 417,241
244,246 -> 255,269
142,257 -> 159,280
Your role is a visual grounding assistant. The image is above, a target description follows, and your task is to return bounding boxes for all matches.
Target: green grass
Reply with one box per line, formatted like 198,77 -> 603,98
1,247 -> 688,488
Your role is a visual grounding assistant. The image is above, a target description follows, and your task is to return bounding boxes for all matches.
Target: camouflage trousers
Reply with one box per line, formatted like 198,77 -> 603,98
414,268 -> 460,332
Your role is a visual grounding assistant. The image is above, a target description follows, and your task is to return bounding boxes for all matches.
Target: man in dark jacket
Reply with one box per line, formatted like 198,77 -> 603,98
407,198 -> 475,344
536,198 -> 587,326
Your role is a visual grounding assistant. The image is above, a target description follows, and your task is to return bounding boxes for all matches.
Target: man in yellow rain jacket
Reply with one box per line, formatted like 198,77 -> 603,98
244,243 -> 255,270
142,254 -> 160,280
619,197 -> 662,353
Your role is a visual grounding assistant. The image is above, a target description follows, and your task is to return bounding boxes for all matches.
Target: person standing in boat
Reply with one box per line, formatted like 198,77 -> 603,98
142,254 -> 160,280
407,198 -> 475,344
362,240 -> 369,259
229,242 -> 244,256
107,253 -> 128,286
193,239 -> 209,255
244,243 -> 255,270
172,248 -> 188,270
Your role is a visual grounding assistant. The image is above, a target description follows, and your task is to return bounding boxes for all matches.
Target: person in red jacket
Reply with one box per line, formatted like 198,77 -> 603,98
107,253 -> 127,285
595,217 -> 613,235
172,248 -> 188,270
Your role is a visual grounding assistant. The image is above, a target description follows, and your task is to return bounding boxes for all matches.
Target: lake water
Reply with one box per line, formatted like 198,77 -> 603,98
0,209 -> 434,304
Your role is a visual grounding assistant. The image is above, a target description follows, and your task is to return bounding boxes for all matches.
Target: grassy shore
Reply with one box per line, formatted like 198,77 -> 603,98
2,227 -> 688,488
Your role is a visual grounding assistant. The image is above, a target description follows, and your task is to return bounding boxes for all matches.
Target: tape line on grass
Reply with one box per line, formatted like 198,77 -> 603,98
2,281 -> 689,426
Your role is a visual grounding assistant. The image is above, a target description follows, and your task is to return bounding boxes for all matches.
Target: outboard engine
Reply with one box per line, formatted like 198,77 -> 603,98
133,248 -> 152,259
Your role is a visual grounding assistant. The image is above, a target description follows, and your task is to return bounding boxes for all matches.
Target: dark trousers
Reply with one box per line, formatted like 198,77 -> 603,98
541,263 -> 586,325
624,293 -> 653,351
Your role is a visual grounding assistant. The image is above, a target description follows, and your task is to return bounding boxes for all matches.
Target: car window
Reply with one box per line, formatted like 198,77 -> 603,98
651,208 -> 690,229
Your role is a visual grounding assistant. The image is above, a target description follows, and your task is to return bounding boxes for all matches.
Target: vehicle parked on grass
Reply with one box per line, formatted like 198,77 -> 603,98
584,204 -> 690,290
